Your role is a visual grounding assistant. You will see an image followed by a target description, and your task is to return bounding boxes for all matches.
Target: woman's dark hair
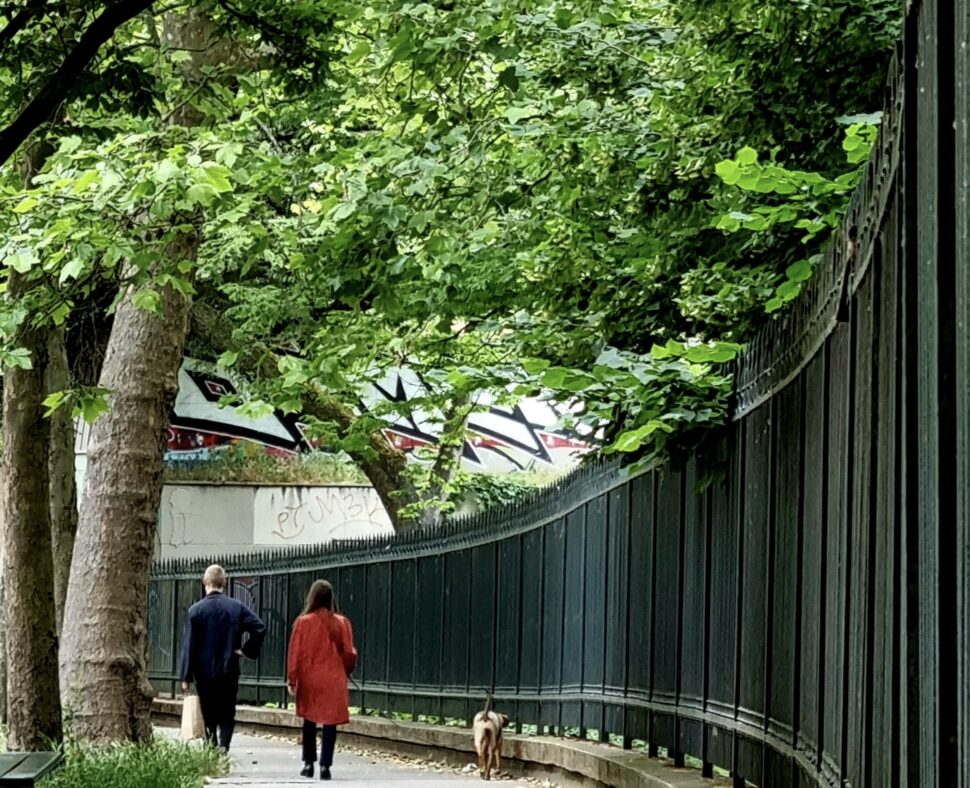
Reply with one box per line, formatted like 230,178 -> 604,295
301,579 -> 338,617
297,579 -> 344,649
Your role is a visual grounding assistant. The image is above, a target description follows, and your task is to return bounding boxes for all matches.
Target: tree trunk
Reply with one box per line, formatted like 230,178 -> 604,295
2,272 -> 62,750
1,136 -> 65,750
59,8 -> 219,743
46,326 -> 77,635
0,457 -> 7,726
59,256 -> 195,742
415,398 -> 472,530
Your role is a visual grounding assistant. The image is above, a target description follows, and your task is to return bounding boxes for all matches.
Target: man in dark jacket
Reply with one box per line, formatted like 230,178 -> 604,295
181,564 -> 266,752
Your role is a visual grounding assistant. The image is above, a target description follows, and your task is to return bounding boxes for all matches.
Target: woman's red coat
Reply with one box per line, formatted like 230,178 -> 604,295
287,610 -> 357,725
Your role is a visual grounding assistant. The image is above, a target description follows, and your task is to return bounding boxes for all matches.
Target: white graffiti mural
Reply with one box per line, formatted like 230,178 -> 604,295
363,368 -> 589,472
75,360 -> 591,473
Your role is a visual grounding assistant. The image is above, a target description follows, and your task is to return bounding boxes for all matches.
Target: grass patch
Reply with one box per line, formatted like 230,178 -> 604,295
40,739 -> 228,788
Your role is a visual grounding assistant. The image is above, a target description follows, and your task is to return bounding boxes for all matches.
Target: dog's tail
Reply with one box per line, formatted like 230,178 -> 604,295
482,693 -> 492,717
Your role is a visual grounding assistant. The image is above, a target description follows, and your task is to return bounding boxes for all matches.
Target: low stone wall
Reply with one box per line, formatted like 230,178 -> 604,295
152,698 -> 722,788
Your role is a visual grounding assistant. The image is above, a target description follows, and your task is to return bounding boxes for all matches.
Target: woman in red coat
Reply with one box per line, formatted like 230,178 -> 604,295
287,580 -> 357,780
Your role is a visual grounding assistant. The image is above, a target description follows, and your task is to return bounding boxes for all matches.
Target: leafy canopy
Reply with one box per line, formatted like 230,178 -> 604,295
0,0 -> 900,470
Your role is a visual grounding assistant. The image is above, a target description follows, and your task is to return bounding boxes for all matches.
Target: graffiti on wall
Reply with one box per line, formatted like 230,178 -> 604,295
154,484 -> 396,559
254,486 -> 393,545
76,361 -> 591,473
364,369 -> 589,472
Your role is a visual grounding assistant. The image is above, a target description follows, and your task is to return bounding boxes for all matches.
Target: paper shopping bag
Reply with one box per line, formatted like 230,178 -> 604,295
180,694 -> 205,741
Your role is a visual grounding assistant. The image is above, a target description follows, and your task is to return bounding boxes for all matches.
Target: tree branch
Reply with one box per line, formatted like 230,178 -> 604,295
0,0 -> 48,54
189,302 -> 418,531
0,0 -> 157,167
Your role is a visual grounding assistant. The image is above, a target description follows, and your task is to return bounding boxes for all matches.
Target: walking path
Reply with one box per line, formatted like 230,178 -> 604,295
206,731 -> 551,787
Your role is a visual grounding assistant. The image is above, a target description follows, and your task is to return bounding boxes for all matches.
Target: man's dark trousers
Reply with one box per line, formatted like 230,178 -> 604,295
196,674 -> 240,751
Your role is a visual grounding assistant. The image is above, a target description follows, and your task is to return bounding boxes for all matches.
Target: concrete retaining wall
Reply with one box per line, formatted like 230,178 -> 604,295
152,698 -> 724,788
155,483 -> 394,560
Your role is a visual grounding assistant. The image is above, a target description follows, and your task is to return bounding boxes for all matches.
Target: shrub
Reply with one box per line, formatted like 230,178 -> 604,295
164,447 -> 367,485
40,739 -> 228,788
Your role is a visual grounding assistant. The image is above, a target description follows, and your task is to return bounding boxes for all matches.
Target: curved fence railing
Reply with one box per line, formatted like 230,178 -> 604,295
150,4 -> 970,786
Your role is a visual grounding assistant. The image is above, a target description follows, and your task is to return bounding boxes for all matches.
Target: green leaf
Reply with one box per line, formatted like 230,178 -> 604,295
521,358 -> 550,375
504,106 -> 539,124
156,159 -> 180,183
14,197 -> 38,214
736,146 -> 758,165
608,428 -> 648,453
59,258 -> 85,283
203,164 -> 234,193
277,399 -> 303,415
215,143 -> 243,168
76,391 -> 111,424
238,398 -> 275,421
786,259 -> 813,282
714,159 -> 741,185
132,289 -> 161,314
685,345 -> 717,363
347,41 -> 371,63
0,347 -> 32,370
540,367 -> 570,388
6,250 -> 37,274
72,169 -> 99,193
606,420 -> 673,454
664,339 -> 686,357
186,183 -> 218,206
217,351 -> 239,368
59,136 -> 82,154
329,202 -> 356,221
42,391 -> 69,417
837,112 -> 882,126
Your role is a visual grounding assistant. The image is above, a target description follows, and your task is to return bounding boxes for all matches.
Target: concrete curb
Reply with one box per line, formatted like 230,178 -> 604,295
153,698 -> 721,788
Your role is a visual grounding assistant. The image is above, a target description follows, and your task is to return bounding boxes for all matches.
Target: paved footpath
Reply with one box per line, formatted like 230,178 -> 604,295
205,731 -> 546,787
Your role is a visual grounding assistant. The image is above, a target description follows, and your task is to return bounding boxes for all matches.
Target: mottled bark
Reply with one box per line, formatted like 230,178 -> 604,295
59,8 -> 215,743
59,256 -> 194,742
0,464 -> 7,726
2,273 -> 61,750
1,137 -> 63,750
46,326 -> 77,635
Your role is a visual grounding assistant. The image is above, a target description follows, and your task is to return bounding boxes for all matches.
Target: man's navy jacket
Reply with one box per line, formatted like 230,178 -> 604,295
180,591 -> 267,683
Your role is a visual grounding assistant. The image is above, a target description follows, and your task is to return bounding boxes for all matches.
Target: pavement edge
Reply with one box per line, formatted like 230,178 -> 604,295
153,697 -> 717,788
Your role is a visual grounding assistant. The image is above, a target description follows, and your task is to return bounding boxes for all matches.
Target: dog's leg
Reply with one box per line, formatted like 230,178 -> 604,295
483,733 -> 493,781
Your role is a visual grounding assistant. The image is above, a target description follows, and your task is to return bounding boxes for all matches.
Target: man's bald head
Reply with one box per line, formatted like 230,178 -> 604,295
203,564 -> 227,592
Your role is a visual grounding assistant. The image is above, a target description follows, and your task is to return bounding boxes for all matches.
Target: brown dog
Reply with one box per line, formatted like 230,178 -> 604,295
472,695 -> 508,780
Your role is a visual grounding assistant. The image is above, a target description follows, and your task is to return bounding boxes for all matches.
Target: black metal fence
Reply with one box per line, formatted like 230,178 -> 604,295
149,3 -> 970,786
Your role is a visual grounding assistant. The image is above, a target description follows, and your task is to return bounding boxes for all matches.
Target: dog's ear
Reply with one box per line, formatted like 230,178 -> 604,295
499,714 -> 509,727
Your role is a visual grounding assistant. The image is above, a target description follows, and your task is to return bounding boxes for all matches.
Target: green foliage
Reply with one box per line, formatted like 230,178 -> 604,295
714,120 -> 879,312
0,0 -> 901,500
42,387 -> 111,425
39,739 -> 227,788
455,470 -> 564,510
163,448 -> 367,485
